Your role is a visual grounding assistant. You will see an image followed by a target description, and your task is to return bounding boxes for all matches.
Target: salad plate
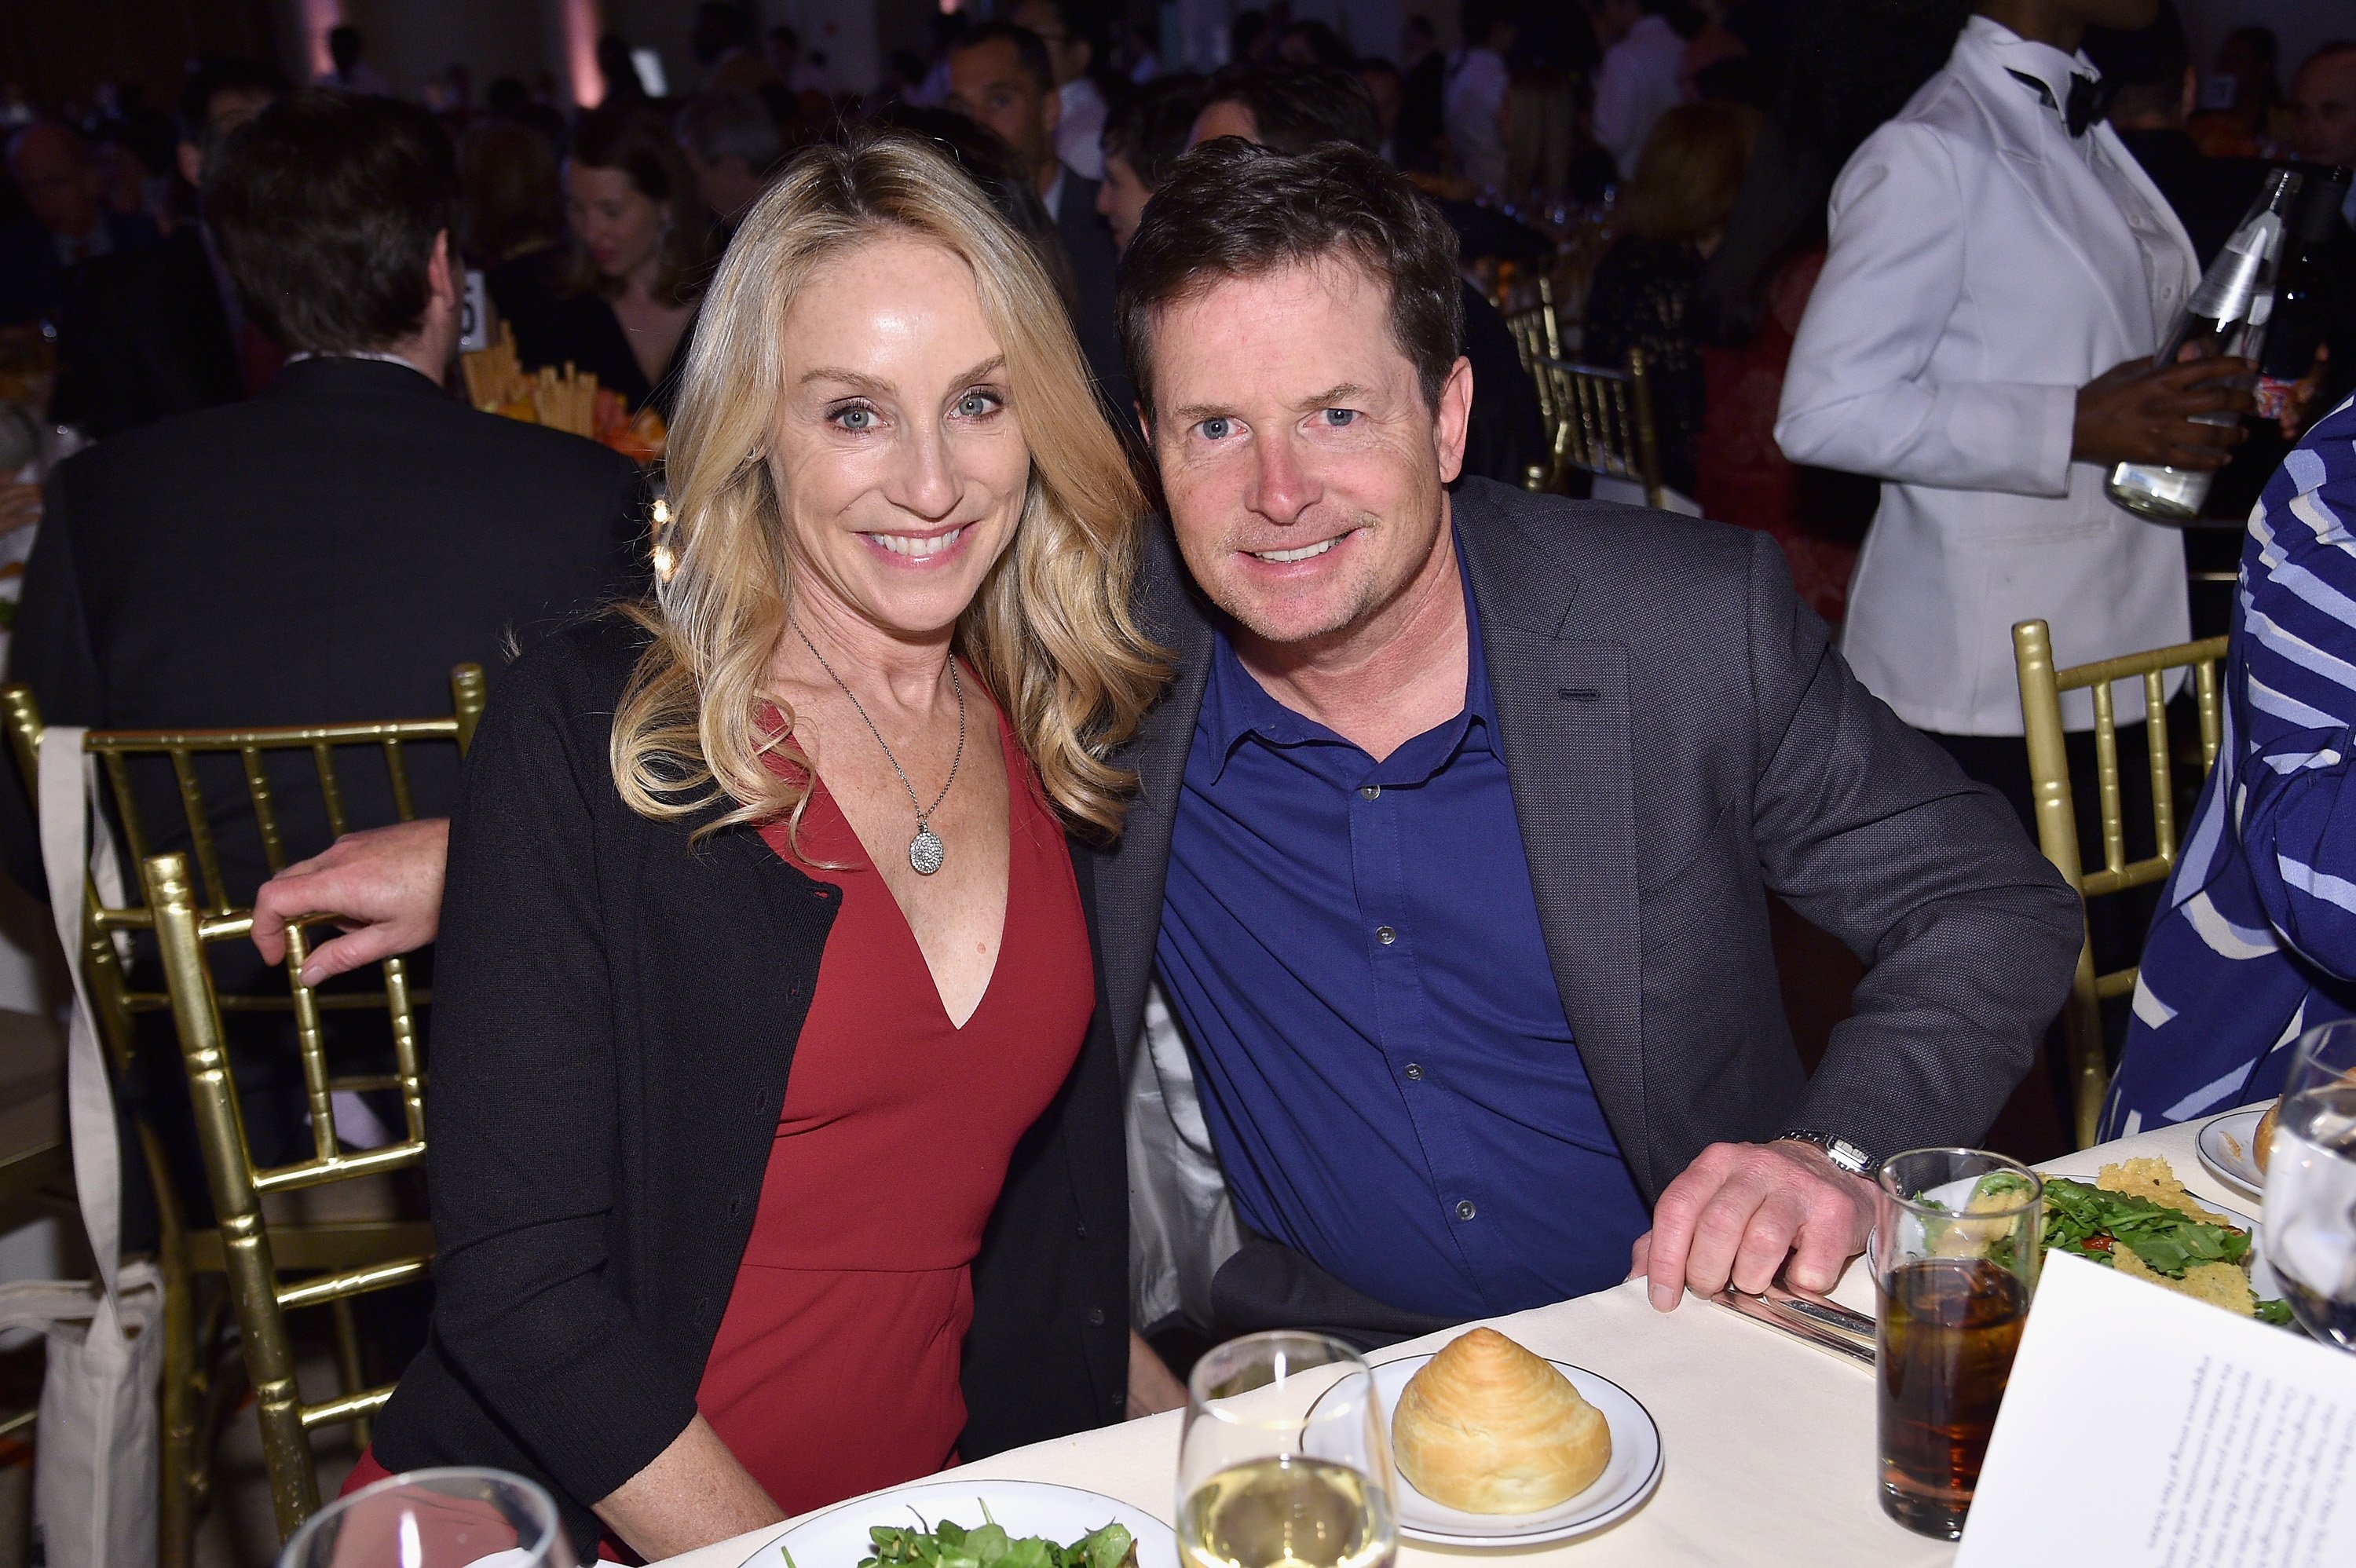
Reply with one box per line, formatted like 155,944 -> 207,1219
1303,1354 -> 1662,1547
742,1481 -> 1174,1568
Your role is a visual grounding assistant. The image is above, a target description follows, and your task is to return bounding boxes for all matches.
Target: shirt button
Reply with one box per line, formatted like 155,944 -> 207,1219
1456,1200 -> 1477,1221
1376,925 -> 1396,945
1403,1062 -> 1425,1080
1086,1307 -> 1107,1327
1360,784 -> 1381,799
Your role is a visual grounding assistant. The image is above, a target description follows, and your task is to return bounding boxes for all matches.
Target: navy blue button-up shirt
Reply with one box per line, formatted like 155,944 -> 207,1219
1156,541 -> 1650,1318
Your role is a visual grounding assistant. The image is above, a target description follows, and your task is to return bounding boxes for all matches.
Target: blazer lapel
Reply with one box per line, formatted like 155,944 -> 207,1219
1454,490 -> 1653,1190
1092,521 -> 1213,1081
1952,30 -> 2159,348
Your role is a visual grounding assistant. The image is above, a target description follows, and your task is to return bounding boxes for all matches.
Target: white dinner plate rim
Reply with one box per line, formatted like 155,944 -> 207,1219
1307,1351 -> 1663,1546
2195,1107 -> 2268,1200
740,1478 -> 1174,1568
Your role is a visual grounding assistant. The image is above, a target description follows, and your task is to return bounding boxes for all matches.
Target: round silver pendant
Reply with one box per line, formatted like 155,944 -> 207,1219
909,824 -> 946,875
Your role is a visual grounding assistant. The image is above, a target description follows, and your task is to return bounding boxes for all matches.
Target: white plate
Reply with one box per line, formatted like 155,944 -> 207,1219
1304,1353 -> 1663,1547
743,1481 -> 1176,1568
2197,1107 -> 2270,1201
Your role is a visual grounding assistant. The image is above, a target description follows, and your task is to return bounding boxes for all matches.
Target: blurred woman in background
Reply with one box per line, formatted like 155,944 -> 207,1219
1582,100 -> 1760,503
489,104 -> 713,418
456,119 -> 563,271
1688,0 -> 1965,620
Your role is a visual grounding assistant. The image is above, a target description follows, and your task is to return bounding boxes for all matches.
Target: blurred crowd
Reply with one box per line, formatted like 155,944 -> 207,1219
3,1 -> 2349,627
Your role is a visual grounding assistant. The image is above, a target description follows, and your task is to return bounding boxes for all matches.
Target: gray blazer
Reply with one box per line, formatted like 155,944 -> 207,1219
1084,480 -> 2081,1322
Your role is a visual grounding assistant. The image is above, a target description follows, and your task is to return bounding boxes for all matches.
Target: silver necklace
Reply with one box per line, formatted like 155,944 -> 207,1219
788,616 -> 965,875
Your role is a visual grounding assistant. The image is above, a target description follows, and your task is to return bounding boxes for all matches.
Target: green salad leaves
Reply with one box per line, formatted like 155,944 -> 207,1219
2040,1177 -> 2249,1274
788,1509 -> 1138,1568
2034,1177 -> 2293,1325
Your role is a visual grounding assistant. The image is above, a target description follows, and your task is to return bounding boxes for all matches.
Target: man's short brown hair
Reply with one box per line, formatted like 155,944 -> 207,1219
1117,138 -> 1464,421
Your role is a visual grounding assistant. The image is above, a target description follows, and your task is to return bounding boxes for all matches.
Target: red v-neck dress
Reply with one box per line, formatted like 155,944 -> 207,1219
692,704 -> 1095,1518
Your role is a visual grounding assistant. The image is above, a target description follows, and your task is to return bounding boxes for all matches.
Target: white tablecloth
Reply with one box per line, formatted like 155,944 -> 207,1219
654,1113 -> 2252,1568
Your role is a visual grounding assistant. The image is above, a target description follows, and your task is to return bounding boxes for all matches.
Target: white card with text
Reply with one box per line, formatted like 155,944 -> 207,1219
1955,1250 -> 2356,1568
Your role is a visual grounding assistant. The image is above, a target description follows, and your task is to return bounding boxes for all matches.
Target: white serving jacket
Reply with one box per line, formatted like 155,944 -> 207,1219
1776,20 -> 2200,735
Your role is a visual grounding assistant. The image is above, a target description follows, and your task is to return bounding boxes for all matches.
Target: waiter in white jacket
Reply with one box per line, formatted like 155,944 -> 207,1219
1776,0 -> 2251,814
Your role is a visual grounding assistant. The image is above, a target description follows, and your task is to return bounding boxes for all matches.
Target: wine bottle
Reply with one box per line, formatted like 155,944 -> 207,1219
2107,166 -> 2303,523
2254,165 -> 2354,424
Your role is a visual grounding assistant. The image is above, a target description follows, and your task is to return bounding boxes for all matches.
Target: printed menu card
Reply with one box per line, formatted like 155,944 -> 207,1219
1955,1251 -> 2356,1567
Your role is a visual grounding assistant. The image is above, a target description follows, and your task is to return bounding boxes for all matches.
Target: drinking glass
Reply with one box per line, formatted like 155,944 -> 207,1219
1872,1148 -> 2041,1541
1177,1332 -> 1396,1568
276,1467 -> 575,1568
2263,1019 -> 2356,1350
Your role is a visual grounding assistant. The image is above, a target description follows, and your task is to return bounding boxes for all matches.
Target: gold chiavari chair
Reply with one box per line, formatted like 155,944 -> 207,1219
1502,274 -> 1564,374
2012,621 -> 2229,1149
1535,349 -> 1664,508
0,667 -> 483,1552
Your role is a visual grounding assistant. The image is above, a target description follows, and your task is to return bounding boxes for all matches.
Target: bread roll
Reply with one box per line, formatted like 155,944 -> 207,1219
1390,1329 -> 1611,1514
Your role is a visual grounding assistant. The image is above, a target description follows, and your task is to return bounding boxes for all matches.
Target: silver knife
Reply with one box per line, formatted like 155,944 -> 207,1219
1712,1276 -> 1876,1368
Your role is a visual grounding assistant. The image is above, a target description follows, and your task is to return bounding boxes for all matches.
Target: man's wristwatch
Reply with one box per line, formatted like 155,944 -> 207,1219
1776,1129 -> 1882,1179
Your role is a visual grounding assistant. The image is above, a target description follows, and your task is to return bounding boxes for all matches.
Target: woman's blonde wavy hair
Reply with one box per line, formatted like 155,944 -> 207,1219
613,129 -> 1166,842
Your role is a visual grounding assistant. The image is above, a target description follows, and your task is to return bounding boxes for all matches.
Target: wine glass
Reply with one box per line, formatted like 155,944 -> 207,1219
276,1467 -> 576,1568
2263,1020 -> 2356,1350
1177,1332 -> 1397,1568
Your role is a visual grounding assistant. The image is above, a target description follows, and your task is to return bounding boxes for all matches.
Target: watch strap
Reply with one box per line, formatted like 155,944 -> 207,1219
1776,1128 -> 1881,1178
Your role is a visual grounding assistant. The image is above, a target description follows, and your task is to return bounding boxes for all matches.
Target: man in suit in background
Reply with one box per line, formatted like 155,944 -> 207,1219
1101,140 -> 2080,1359
5,88 -> 646,934
50,60 -> 284,439
1188,63 -> 1550,490
5,90 -> 646,1259
2286,40 -> 2356,417
1096,75 -> 1202,254
0,120 -> 158,326
946,21 -> 1133,425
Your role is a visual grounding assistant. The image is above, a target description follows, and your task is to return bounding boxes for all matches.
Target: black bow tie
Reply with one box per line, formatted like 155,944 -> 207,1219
2007,68 -> 2117,136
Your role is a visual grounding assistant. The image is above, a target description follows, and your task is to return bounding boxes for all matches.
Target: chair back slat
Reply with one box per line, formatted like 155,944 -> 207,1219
311,740 -> 350,841
2013,620 -> 2230,1146
381,737 -> 418,823
240,747 -> 291,875
2143,671 -> 2175,864
166,750 -> 233,912
99,750 -> 153,874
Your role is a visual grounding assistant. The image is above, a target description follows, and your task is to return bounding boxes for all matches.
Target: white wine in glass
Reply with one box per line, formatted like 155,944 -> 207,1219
1177,1332 -> 1396,1568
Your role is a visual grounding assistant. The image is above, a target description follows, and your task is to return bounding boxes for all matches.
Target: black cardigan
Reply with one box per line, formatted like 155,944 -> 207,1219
370,616 -> 1129,1551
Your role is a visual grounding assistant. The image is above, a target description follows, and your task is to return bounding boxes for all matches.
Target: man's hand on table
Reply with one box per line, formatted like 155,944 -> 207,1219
1626,1139 -> 1877,1312
1127,1328 -> 1187,1418
250,817 -> 450,985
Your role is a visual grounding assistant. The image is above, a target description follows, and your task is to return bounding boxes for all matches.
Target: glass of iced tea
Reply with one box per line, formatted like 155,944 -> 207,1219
1872,1147 -> 2042,1540
1178,1332 -> 1396,1568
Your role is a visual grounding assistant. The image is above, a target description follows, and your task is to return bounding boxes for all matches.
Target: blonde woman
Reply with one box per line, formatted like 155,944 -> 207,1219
353,130 -> 1165,1561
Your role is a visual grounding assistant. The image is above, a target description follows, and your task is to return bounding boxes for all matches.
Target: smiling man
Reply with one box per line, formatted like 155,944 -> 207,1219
1094,139 -> 2082,1346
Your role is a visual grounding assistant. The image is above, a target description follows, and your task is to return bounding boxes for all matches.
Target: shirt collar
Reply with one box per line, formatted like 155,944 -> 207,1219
1041,164 -> 1066,221
1198,525 -> 1494,784
1972,15 -> 2098,136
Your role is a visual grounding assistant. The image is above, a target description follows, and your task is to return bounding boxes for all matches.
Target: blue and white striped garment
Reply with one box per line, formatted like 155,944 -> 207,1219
2106,395 -> 2356,1138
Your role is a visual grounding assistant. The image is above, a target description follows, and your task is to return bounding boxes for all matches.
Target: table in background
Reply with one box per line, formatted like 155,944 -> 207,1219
657,1113 -> 2254,1568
